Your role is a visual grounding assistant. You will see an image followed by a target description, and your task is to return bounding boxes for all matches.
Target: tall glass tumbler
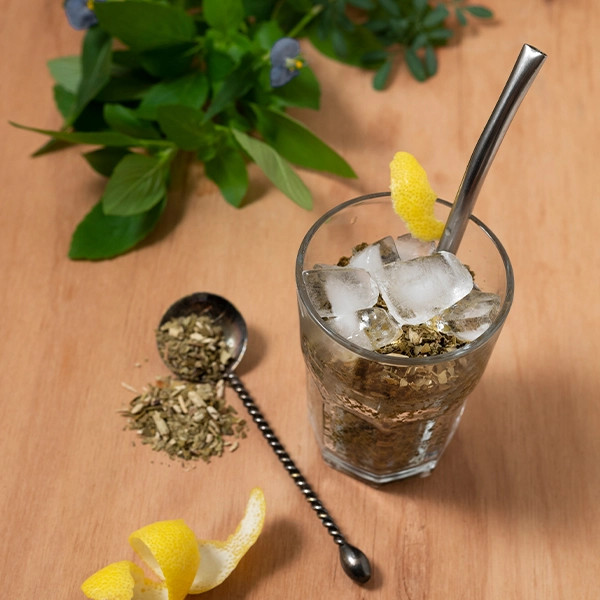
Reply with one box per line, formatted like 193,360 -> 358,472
295,193 -> 514,485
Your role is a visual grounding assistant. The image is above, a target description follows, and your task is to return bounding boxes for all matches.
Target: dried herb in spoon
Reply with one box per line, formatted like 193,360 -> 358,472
156,314 -> 232,381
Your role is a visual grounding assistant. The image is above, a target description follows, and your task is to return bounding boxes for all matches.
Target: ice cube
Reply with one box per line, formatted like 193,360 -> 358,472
328,307 -> 400,351
302,267 -> 379,318
394,233 -> 436,261
327,313 -> 371,348
377,251 -> 473,325
435,289 -> 501,342
349,236 -> 400,276
357,307 -> 400,349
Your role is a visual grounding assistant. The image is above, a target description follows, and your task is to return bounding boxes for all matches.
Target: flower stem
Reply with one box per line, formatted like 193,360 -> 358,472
287,4 -> 324,38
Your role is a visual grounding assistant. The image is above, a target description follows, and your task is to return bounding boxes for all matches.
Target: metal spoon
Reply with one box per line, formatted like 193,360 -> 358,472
158,292 -> 372,584
437,43 -> 547,254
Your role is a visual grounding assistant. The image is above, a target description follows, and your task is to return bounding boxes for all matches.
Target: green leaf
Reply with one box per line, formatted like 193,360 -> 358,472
361,50 -> 388,67
139,43 -> 197,79
412,0 -> 429,14
424,45 -> 437,77
103,104 -> 161,140
204,0 -> 245,32
243,0 -> 277,21
427,28 -> 453,44
252,20 -> 285,51
137,72 -> 209,120
9,121 -> 155,147
72,101 -> 109,132
95,76 -> 153,102
232,129 -> 312,209
373,57 -> 393,90
204,144 -> 248,207
422,5 -> 449,28
32,139 -> 72,157
69,198 -> 166,260
465,6 -> 494,19
83,147 -> 132,177
156,105 -> 218,151
404,47 -> 426,81
203,55 -> 256,122
272,65 -> 320,109
309,24 -> 381,67
348,0 -> 375,8
455,7 -> 467,26
53,85 -> 77,120
102,153 -> 171,216
72,28 -> 112,123
411,32 -> 428,50
253,106 -> 355,178
47,56 -> 81,93
378,0 -> 400,17
94,1 -> 196,52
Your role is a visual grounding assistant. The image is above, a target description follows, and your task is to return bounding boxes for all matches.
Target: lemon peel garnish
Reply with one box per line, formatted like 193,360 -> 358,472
390,151 -> 445,241
190,486 -> 266,593
81,488 -> 266,600
81,561 -> 166,600
129,519 -> 199,600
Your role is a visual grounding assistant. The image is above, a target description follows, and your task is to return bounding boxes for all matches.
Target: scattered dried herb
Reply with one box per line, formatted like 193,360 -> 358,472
120,377 -> 247,463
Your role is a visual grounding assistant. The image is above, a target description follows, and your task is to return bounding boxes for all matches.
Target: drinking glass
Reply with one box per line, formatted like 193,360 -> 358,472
295,193 -> 514,484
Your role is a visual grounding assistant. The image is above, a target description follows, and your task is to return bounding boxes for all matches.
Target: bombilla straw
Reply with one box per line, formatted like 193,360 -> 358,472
437,44 -> 546,254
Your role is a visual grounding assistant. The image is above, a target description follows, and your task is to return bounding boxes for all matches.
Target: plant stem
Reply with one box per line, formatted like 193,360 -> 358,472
287,4 -> 324,38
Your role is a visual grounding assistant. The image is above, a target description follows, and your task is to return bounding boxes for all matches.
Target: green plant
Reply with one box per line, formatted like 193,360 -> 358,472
11,0 -> 492,260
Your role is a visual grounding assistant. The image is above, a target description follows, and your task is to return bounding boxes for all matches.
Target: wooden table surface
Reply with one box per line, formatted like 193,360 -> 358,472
2,1 -> 599,598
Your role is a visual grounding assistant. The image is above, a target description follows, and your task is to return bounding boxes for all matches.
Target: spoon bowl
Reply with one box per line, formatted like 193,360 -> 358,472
158,292 -> 247,374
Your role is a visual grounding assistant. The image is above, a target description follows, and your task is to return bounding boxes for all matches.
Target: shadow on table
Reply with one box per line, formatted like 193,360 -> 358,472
236,325 -> 267,378
379,366 -> 599,542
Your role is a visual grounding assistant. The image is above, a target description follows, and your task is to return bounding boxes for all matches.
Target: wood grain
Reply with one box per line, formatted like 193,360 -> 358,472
1,1 -> 599,598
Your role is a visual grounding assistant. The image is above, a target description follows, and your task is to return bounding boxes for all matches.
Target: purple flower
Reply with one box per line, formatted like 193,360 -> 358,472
270,38 -> 305,88
64,0 -> 105,30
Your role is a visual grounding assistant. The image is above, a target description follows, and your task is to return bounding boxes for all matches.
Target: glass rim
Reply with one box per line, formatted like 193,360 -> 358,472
295,192 -> 515,366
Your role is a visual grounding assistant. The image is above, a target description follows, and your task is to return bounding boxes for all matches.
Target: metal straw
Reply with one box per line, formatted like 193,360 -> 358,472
437,44 -> 546,254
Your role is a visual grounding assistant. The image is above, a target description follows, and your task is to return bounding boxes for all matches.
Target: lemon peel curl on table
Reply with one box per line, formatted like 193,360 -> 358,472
81,487 -> 266,600
390,151 -> 445,241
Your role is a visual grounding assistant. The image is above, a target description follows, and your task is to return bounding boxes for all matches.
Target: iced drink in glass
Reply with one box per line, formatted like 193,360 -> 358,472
295,193 -> 513,484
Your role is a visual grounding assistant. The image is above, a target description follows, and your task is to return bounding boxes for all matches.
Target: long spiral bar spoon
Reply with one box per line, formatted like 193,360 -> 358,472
158,292 -> 371,584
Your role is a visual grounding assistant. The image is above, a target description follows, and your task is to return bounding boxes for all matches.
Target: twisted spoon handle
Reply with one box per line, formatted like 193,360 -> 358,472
225,371 -> 371,583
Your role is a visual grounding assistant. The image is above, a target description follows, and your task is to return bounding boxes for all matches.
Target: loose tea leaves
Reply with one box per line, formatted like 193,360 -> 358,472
156,314 -> 232,381
377,322 -> 464,357
120,377 -> 247,463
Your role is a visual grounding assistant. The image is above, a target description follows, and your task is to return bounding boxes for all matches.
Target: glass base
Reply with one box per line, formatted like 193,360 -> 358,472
321,447 -> 438,486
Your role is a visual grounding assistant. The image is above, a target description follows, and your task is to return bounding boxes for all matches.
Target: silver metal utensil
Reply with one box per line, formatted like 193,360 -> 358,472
158,292 -> 372,584
437,43 -> 546,254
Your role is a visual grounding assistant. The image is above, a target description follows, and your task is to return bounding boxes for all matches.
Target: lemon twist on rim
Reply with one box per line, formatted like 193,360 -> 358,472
390,151 -> 444,242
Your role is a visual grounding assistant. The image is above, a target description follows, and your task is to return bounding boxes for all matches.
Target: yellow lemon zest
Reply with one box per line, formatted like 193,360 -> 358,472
190,487 -> 266,594
128,520 -> 199,600
81,561 -> 166,600
390,151 -> 444,241
81,488 -> 266,600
